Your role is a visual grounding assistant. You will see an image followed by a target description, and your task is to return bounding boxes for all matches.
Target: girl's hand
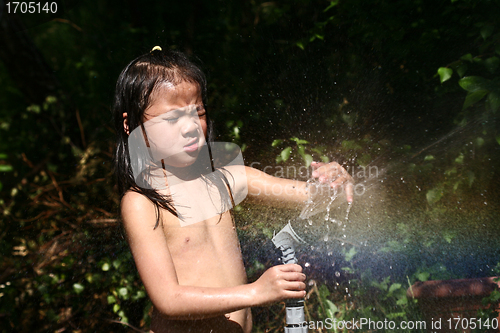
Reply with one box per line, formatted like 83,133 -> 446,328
252,264 -> 306,306
311,161 -> 354,203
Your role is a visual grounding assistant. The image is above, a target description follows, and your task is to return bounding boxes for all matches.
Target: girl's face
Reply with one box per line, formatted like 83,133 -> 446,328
142,81 -> 207,168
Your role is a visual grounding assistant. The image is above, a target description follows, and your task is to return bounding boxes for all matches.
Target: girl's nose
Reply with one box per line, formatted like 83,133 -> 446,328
181,115 -> 200,136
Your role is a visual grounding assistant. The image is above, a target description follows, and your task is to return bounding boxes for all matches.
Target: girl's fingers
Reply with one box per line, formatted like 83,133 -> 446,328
279,263 -> 303,272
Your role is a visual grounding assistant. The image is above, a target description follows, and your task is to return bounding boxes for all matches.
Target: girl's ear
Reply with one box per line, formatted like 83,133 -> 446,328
123,113 -> 130,135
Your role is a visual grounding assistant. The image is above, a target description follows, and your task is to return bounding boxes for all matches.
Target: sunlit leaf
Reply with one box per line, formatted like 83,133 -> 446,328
113,304 -> 120,313
118,287 -> 128,298
296,144 -> 305,158
424,155 -> 434,161
325,300 -> 338,319
344,246 -> 357,262
73,283 -> 84,294
426,188 -> 442,204
388,283 -> 402,294
271,139 -> 283,147
290,137 -> 308,145
0,165 -> 13,172
303,154 -> 313,168
118,310 -> 129,323
102,263 -> 110,271
112,259 -> 121,269
107,295 -> 116,304
455,154 -> 464,164
437,67 -> 453,83
281,147 -> 292,161
396,296 -> 408,305
416,271 -> 430,282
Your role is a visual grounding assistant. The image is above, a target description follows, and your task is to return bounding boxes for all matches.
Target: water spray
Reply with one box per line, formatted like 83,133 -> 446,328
272,221 -> 308,333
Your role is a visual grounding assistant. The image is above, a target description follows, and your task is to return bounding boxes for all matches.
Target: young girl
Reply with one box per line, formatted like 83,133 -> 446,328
113,47 -> 353,333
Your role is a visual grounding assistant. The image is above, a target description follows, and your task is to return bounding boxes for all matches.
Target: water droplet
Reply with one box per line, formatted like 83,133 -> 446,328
335,271 -> 341,277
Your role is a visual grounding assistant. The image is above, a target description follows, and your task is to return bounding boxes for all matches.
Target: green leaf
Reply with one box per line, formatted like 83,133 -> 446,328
424,155 -> 434,161
290,137 -> 309,145
73,283 -> 84,294
113,304 -> 120,313
437,67 -> 453,83
484,57 -> 500,74
480,25 -> 494,40
324,0 -> 339,12
271,139 -> 283,147
280,147 -> 292,162
496,134 -> 500,145
296,42 -> 305,50
118,287 -> 128,298
107,295 -> 116,304
303,154 -> 313,168
467,171 -> 475,187
102,262 -> 110,271
296,144 -> 305,158
475,137 -> 485,148
460,54 -> 474,62
0,154 -> 7,159
112,259 -> 121,270
426,188 -> 442,204
463,90 -> 488,109
344,246 -> 357,262
455,154 -> 464,164
456,63 -> 468,77
443,230 -> 456,243
458,76 -> 491,92
0,165 -> 13,172
325,300 -> 338,318
416,271 -> 430,282
487,92 -> 500,112
388,283 -> 402,294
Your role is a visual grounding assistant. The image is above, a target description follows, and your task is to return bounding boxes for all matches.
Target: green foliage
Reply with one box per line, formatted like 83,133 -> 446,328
273,137 -> 328,167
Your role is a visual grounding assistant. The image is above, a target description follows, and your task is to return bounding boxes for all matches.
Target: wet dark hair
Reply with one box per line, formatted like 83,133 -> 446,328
113,48 -> 218,227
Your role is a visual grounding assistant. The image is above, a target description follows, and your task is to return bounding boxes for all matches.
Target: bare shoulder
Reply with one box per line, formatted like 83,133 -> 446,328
120,190 -> 158,230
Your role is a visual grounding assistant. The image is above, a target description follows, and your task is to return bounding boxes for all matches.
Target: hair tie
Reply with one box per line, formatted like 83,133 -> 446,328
151,46 -> 162,52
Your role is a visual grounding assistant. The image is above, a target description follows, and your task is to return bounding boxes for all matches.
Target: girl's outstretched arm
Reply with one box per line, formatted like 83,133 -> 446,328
121,191 -> 306,320
245,161 -> 353,206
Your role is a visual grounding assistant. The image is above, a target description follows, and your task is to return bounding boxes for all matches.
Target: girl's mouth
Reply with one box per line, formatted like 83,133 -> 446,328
183,139 -> 199,153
